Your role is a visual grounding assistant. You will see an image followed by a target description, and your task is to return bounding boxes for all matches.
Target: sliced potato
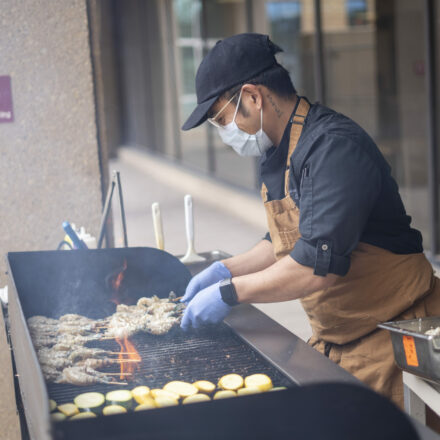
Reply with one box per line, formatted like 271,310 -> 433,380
193,380 -> 216,394
271,386 -> 288,392
70,412 -> 97,420
218,374 -> 244,391
182,394 -> 211,405
103,405 -> 127,416
105,390 -> 133,410
154,396 -> 179,408
151,389 -> 180,401
58,403 -> 79,418
49,399 -> 57,412
134,401 -> 157,411
131,386 -> 151,405
74,392 -> 105,414
213,390 -> 236,400
163,381 -> 198,398
134,395 -> 156,408
237,387 -> 261,396
244,374 -> 273,391
51,412 -> 66,422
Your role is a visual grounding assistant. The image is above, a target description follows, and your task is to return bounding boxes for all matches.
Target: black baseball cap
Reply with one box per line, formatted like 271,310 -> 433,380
182,33 -> 282,131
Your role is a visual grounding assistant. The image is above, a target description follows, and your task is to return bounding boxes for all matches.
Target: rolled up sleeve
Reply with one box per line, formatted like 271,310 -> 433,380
290,134 -> 381,277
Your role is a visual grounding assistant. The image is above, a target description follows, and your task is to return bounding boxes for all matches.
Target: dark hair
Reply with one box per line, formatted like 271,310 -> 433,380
222,64 -> 297,114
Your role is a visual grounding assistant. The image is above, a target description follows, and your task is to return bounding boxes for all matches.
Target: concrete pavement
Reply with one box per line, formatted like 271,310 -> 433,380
109,147 -> 312,341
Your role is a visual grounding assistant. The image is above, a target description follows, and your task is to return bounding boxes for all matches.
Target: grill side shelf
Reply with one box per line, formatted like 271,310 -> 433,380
225,304 -> 361,386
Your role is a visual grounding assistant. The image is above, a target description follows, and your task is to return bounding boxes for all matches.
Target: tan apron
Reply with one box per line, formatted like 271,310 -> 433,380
261,98 -> 440,408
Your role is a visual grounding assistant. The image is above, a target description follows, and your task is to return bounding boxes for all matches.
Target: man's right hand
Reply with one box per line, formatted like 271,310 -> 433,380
181,261 -> 231,304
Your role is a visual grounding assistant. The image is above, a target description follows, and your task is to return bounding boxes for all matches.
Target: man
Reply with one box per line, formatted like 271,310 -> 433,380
179,33 -> 440,407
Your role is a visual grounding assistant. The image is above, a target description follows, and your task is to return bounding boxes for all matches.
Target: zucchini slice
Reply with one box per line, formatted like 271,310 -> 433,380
151,389 -> 180,401
237,387 -> 261,396
134,401 -> 157,411
51,412 -> 66,422
213,390 -> 236,400
163,381 -> 198,398
105,390 -> 133,410
182,394 -> 211,405
103,405 -> 127,416
218,374 -> 244,391
131,386 -> 151,405
154,396 -> 179,408
70,412 -> 97,420
74,392 -> 105,414
58,403 -> 79,418
244,374 -> 273,391
271,386 -> 288,392
193,380 -> 216,394
49,399 -> 57,412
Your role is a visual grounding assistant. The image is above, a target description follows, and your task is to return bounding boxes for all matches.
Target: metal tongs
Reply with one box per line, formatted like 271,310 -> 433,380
97,170 -> 128,249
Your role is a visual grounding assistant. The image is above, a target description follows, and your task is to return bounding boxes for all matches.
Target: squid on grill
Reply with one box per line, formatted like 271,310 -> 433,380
104,295 -> 183,339
55,366 -> 126,386
28,293 -> 183,385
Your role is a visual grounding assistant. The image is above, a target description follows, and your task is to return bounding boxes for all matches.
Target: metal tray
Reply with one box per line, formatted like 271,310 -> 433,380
379,317 -> 440,383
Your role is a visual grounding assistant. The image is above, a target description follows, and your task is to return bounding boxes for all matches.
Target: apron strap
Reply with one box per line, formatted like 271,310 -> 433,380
261,182 -> 269,203
261,97 -> 311,202
284,98 -> 310,195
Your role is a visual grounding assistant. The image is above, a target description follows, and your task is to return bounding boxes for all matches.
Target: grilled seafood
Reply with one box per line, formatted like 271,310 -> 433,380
28,293 -> 183,384
37,350 -> 72,370
104,295 -> 183,338
42,365 -> 62,382
32,333 -> 102,349
68,347 -> 116,363
76,357 -> 124,369
27,316 -> 58,327
56,366 -> 126,386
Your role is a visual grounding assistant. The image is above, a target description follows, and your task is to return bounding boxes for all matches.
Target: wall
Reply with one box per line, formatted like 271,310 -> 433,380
0,0 -> 104,283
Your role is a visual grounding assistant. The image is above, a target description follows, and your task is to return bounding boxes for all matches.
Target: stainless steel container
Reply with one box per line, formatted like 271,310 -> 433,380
379,317 -> 440,383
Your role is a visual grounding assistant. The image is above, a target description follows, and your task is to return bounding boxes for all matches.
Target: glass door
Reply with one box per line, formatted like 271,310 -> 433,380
321,0 -> 431,249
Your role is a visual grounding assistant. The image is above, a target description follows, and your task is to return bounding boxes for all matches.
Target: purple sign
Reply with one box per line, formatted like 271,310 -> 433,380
0,76 -> 14,123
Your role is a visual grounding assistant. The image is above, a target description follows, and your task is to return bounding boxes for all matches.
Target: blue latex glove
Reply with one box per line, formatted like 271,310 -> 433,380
181,261 -> 231,303
181,282 -> 231,330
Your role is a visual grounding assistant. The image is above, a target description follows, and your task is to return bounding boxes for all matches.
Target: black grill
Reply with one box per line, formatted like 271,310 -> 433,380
8,249 -> 420,440
7,248 -> 302,440
47,324 -> 294,405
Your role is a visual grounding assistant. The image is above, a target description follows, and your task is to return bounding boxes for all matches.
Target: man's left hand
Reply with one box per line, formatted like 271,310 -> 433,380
180,282 -> 231,330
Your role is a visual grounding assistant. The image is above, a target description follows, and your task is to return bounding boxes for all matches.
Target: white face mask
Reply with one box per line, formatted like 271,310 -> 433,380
216,90 -> 273,157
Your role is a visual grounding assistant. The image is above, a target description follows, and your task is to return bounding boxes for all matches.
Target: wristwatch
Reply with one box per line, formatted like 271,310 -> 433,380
219,278 -> 239,306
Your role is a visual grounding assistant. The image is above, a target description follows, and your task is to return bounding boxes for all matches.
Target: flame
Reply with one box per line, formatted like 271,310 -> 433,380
116,336 -> 141,380
109,259 -> 141,379
112,259 -> 127,292
110,259 -> 127,305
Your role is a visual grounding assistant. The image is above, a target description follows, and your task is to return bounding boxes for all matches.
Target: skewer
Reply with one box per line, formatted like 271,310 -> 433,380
109,352 -> 137,355
105,373 -> 132,376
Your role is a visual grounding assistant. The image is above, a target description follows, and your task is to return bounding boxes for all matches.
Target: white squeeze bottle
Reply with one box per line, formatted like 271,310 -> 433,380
78,226 -> 97,249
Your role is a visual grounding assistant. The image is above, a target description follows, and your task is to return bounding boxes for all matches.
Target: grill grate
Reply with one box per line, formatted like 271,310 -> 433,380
47,324 -> 294,405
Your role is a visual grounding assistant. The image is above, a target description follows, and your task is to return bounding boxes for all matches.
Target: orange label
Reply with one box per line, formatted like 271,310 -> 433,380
402,335 -> 419,367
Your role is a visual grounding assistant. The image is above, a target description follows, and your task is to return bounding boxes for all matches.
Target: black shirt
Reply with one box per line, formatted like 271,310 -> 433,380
260,98 -> 423,277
